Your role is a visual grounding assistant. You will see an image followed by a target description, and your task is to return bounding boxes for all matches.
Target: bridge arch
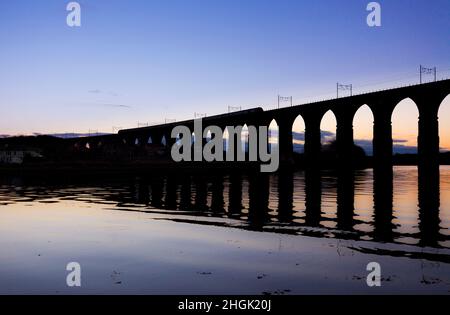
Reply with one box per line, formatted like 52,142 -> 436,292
205,129 -> 212,143
439,94 -> 450,153
161,135 -> 167,147
320,110 -> 337,148
221,124 -> 248,161
242,123 -> 249,153
292,114 -> 306,154
353,104 -> 374,156
269,119 -> 279,153
391,97 -> 420,155
222,128 -> 229,153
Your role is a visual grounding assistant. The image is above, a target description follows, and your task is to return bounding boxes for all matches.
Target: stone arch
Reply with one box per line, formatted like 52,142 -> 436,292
438,94 -> 450,152
222,127 -> 229,153
161,135 -> 167,147
292,114 -> 306,154
353,104 -> 374,156
320,110 -> 337,147
241,123 -> 249,153
391,97 -> 420,155
269,119 -> 279,153
222,124 -> 248,154
205,129 -> 212,142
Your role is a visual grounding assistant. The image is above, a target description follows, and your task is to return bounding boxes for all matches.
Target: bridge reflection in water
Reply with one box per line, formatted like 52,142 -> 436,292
2,166 -> 447,249
120,166 -> 449,248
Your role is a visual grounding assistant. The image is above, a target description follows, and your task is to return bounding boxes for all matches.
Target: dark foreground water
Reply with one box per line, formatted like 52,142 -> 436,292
0,166 -> 449,294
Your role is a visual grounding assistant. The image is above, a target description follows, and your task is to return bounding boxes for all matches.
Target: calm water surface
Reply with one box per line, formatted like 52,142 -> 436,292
0,166 -> 449,294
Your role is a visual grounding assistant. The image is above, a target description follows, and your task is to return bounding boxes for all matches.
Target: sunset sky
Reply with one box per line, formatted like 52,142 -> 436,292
0,0 -> 449,151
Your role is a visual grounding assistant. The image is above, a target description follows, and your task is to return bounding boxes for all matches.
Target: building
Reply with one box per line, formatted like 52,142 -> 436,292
0,145 -> 43,165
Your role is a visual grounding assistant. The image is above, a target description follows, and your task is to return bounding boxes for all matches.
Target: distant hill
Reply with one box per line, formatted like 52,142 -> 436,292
0,133 -> 112,139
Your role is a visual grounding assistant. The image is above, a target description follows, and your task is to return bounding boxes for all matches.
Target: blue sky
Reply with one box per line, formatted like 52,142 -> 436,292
0,0 -> 449,136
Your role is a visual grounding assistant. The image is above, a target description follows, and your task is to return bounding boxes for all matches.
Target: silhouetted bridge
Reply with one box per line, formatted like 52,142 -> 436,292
76,79 -> 450,169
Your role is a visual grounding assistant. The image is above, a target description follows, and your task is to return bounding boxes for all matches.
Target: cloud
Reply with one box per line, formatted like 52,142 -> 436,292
268,130 -> 422,156
283,130 -> 336,142
320,130 -> 335,138
78,102 -> 132,110
50,133 -> 111,139
99,103 -> 132,109
292,133 -> 418,156
88,89 -> 118,96
393,139 -> 409,144
292,131 -> 305,141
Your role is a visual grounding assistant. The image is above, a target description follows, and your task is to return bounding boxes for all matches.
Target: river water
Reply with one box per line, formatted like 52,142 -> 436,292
0,166 -> 449,294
